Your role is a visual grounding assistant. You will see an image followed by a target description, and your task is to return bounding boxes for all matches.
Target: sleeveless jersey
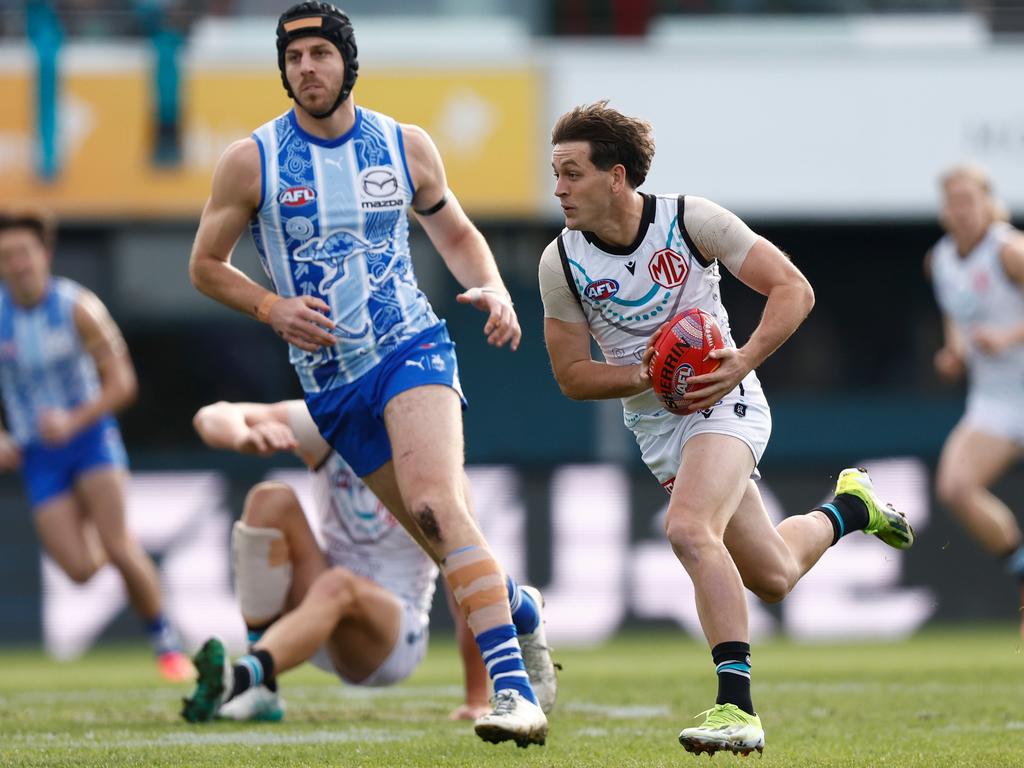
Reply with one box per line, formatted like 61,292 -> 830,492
250,107 -> 439,393
311,451 -> 438,618
557,193 -> 764,434
931,222 -> 1024,399
0,278 -> 101,446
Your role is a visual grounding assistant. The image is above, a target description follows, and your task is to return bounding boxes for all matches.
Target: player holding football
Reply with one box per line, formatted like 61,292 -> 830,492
182,399 -> 505,723
540,101 -> 914,756
0,207 -> 191,682
187,2 -> 552,746
928,165 -> 1024,635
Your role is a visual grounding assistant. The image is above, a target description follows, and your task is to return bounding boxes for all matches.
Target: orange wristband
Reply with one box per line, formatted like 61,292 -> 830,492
256,293 -> 281,323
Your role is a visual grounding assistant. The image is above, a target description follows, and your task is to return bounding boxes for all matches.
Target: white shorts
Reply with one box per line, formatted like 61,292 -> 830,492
963,392 -> 1024,446
631,384 -> 772,492
310,597 -> 429,687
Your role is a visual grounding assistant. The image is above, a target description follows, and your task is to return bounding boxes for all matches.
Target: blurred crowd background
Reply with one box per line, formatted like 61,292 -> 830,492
2,0 -> 1024,649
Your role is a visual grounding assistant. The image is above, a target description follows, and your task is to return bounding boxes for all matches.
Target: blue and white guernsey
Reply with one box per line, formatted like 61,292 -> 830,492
250,107 -> 439,393
0,278 -> 101,446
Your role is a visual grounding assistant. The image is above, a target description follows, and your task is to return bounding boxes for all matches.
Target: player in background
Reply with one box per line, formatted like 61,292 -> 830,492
183,399 -> 496,722
540,101 -> 914,756
0,207 -> 191,682
928,165 -> 1024,634
187,3 -> 553,744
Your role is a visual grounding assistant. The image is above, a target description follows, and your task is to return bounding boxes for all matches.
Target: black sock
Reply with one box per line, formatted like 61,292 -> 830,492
230,648 -> 276,700
815,494 -> 870,546
712,641 -> 753,716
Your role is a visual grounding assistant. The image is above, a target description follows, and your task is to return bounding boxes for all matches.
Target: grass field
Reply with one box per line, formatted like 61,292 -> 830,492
1,625 -> 1023,767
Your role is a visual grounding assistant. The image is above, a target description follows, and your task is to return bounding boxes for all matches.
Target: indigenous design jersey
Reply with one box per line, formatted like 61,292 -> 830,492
931,222 -> 1024,399
0,278 -> 101,446
250,107 -> 439,393
311,451 -> 438,619
555,194 -> 763,434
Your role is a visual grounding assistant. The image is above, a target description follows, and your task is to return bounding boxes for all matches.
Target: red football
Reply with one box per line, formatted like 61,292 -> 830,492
648,308 -> 725,414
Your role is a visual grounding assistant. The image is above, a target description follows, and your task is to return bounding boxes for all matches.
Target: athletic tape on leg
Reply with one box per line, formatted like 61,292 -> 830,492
442,546 -> 510,636
232,521 -> 292,624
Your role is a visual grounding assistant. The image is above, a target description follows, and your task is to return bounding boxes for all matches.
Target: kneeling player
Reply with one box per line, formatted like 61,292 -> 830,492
182,400 -> 556,722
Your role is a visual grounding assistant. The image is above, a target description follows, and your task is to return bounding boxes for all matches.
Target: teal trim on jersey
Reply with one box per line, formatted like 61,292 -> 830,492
568,258 -> 660,307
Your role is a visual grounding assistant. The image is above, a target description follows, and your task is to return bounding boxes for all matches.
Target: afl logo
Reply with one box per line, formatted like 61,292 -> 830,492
584,278 -> 619,301
279,186 -> 316,206
362,169 -> 398,198
648,248 -> 689,289
673,362 -> 694,396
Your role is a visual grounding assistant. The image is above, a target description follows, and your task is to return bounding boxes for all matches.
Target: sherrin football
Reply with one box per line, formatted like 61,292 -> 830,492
648,308 -> 725,414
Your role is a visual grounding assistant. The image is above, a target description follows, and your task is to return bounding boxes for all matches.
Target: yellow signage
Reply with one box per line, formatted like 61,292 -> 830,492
0,65 -> 539,218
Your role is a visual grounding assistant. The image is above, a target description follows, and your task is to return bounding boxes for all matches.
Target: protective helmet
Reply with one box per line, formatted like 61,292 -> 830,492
276,2 -> 358,119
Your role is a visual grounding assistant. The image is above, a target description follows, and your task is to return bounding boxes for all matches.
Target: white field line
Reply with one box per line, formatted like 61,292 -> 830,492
5,728 -> 423,749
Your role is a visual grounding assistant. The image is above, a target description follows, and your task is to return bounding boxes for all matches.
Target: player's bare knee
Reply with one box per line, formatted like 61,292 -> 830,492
64,561 -> 99,584
664,516 -> 718,562
312,566 -> 359,614
936,473 -> 973,511
243,481 -> 301,529
749,572 -> 791,604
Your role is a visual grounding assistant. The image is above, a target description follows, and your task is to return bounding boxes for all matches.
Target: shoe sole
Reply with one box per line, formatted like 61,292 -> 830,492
475,722 -> 547,748
679,736 -> 764,757
181,639 -> 227,724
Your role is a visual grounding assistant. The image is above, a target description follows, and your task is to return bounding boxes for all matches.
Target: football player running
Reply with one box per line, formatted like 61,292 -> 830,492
539,101 -> 914,756
187,2 -> 552,746
928,165 -> 1024,635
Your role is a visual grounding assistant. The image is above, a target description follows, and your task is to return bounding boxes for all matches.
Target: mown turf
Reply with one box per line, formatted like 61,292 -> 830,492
1,625 -> 1022,767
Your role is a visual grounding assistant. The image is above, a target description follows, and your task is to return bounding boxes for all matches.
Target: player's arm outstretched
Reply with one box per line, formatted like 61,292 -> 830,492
973,232 -> 1024,355
37,291 -> 137,447
401,123 -> 520,350
683,237 -> 814,410
189,139 -> 335,352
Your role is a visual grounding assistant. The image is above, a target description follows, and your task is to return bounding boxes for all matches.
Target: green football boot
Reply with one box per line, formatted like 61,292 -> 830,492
180,636 -> 232,723
835,467 -> 915,550
678,703 -> 765,756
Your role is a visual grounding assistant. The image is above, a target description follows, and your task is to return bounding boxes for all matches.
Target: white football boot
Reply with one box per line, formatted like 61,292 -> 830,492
474,689 -> 548,748
217,684 -> 285,722
518,586 -> 558,714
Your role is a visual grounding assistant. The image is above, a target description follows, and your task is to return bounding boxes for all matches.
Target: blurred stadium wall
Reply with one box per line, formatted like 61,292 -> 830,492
1,5 -> 1023,652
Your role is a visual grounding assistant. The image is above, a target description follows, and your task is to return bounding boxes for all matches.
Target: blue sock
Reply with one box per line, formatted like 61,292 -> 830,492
476,624 -> 536,705
1004,544 -> 1024,581
247,627 -> 265,648
506,576 -> 540,635
144,614 -> 179,656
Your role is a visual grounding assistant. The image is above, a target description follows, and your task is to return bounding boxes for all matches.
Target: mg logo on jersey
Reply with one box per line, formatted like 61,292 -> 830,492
648,248 -> 688,289
279,186 -> 316,206
584,278 -> 619,301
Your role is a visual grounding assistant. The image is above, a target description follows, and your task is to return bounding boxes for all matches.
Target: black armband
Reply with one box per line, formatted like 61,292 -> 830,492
414,193 -> 449,216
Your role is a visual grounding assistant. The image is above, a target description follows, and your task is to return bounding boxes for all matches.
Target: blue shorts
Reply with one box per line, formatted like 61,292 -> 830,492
305,322 -> 467,477
21,418 -> 128,508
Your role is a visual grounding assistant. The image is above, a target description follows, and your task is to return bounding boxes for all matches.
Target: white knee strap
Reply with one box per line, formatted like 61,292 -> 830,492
231,521 -> 292,624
